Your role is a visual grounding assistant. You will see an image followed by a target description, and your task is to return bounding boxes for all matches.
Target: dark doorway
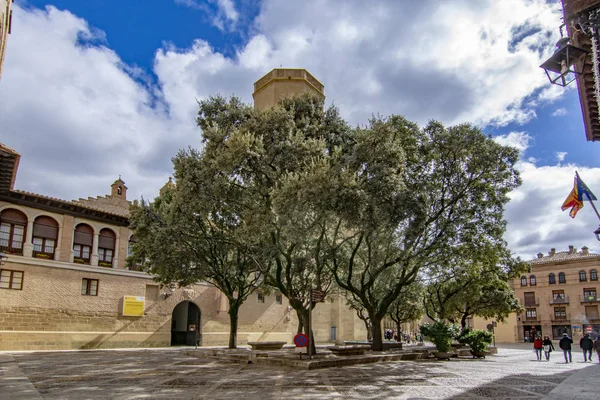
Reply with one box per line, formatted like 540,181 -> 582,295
171,301 -> 201,346
523,325 -> 542,342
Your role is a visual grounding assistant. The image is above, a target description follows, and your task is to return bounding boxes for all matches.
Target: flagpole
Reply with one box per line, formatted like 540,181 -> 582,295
585,192 -> 600,221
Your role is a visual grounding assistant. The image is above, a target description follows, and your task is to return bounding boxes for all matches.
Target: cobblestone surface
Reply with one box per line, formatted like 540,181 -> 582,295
1,345 -> 598,399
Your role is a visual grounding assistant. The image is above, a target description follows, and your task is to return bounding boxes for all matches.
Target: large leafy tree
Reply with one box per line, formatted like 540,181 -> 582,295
192,94 -> 350,352
326,119 -> 521,350
128,98 -> 266,349
423,244 -> 526,328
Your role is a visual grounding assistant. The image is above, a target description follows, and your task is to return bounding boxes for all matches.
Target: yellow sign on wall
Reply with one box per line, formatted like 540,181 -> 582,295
122,296 -> 145,316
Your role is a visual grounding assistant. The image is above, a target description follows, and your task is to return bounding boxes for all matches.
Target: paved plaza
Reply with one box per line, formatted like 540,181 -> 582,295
1,345 -> 599,399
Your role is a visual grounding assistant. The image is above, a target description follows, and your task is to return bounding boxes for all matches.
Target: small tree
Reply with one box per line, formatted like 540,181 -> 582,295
420,322 -> 460,353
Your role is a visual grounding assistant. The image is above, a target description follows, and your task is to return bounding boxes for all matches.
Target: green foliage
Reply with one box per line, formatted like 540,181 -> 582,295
420,322 -> 460,353
458,329 -> 493,352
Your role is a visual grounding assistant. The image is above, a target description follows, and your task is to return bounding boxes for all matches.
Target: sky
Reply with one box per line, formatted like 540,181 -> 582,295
0,0 -> 599,260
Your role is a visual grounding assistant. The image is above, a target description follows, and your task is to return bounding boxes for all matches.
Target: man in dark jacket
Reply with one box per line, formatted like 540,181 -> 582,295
559,333 -> 573,363
580,334 -> 594,362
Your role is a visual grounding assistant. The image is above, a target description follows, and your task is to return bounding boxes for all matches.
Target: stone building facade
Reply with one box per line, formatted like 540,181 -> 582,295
512,246 -> 600,342
252,68 -> 325,110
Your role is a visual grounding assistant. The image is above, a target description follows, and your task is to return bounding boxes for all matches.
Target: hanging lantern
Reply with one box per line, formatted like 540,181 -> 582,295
540,37 -> 588,87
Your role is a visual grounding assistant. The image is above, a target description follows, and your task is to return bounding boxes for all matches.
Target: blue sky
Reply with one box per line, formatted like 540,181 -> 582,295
1,0 -> 600,258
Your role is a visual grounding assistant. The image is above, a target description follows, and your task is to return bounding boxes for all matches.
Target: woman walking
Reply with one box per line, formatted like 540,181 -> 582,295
542,335 -> 554,361
533,336 -> 543,361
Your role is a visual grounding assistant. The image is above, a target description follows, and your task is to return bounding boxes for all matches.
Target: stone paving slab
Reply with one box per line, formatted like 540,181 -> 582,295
0,346 -> 598,399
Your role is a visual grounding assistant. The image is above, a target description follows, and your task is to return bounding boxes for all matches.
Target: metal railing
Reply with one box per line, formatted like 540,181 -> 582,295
549,296 -> 569,304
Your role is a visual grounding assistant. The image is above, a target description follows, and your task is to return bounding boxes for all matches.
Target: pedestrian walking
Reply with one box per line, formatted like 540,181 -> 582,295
542,335 -> 554,361
559,333 -> 573,363
533,336 -> 543,361
594,336 -> 600,363
580,334 -> 594,362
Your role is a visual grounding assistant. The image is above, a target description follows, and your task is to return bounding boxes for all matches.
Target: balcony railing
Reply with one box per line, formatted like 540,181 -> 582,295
550,296 -> 569,305
98,260 -> 113,268
525,315 -> 540,321
32,250 -> 55,260
0,245 -> 23,256
523,297 -> 540,307
581,295 -> 599,303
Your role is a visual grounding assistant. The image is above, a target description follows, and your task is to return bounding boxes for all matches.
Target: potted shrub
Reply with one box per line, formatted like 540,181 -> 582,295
459,329 -> 493,358
420,322 -> 460,360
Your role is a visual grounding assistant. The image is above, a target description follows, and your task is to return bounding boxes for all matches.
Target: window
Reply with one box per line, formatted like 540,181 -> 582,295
81,278 -> 98,296
583,289 -> 597,300
585,305 -> 599,320
525,308 -> 537,320
524,292 -> 537,306
257,292 -> 264,303
553,291 -> 565,299
0,209 -> 27,255
73,224 -> 93,264
591,270 -> 598,281
275,293 -> 282,304
0,269 -> 23,290
549,273 -> 556,284
554,307 -> 567,320
521,276 -> 527,286
558,272 -> 566,284
98,228 -> 116,267
580,270 -> 587,282
330,326 -> 337,341
32,216 -> 59,260
529,275 -> 536,286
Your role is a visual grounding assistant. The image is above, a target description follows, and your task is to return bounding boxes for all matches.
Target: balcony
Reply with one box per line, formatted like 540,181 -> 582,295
581,295 -> 599,303
550,296 -> 569,305
32,250 -> 55,260
523,297 -> 540,307
0,244 -> 23,256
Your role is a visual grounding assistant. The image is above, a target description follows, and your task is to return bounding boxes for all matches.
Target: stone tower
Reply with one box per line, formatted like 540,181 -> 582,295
252,68 -> 325,110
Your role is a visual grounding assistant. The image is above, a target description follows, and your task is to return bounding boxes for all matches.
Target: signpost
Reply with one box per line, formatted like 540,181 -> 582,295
307,288 -> 326,360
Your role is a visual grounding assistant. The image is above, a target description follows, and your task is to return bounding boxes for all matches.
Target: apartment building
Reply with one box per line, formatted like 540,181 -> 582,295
513,246 -> 600,341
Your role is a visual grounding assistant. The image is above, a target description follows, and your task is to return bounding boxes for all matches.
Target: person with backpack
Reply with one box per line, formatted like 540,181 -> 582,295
533,336 -> 543,361
542,335 -> 554,361
580,334 -> 594,362
559,333 -> 573,363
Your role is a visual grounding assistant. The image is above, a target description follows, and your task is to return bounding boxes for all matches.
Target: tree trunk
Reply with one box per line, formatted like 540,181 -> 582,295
363,319 -> 373,341
295,309 -> 304,333
395,322 -> 402,340
370,315 -> 383,351
228,303 -> 239,349
297,307 -> 317,354
460,313 -> 468,330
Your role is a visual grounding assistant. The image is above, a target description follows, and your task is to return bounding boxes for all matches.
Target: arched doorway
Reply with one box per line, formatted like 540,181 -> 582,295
171,301 -> 201,346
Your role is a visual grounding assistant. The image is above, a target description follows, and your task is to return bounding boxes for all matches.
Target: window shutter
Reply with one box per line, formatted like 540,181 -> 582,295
33,217 -> 58,239
99,234 -> 115,249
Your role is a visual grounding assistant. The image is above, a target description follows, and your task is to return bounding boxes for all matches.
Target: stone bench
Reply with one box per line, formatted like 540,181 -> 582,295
247,341 -> 286,351
328,345 -> 371,356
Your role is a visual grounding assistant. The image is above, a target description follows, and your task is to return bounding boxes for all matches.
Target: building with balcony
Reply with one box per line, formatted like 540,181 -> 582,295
512,246 -> 600,342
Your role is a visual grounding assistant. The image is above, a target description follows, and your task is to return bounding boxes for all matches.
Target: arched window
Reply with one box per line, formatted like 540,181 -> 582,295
98,228 -> 116,267
559,272 -> 566,284
73,224 -> 93,264
549,273 -> 556,284
530,275 -> 537,286
579,270 -> 587,282
32,216 -> 59,260
0,209 -> 27,255
521,276 -> 527,286
591,270 -> 598,281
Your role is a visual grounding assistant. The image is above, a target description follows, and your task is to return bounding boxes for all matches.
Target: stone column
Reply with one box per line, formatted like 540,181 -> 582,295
23,219 -> 34,257
91,232 -> 99,266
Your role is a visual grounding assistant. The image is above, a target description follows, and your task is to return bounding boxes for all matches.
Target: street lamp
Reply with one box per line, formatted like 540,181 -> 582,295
540,37 -> 587,87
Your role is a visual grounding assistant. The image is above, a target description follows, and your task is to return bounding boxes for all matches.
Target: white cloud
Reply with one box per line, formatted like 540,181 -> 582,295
494,132 -> 532,153
552,107 -> 568,116
556,151 -> 568,163
0,2 -> 596,262
174,0 -> 239,31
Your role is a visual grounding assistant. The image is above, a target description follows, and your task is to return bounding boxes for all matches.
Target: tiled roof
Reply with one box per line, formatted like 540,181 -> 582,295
528,250 -> 600,265
10,189 -> 128,219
